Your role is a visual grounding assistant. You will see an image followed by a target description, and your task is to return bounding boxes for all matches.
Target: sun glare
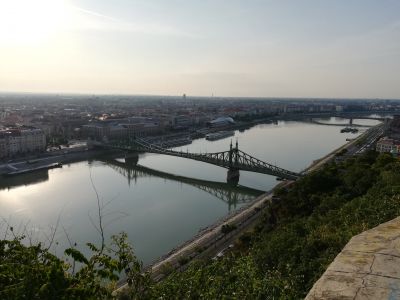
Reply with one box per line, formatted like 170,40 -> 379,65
0,0 -> 69,45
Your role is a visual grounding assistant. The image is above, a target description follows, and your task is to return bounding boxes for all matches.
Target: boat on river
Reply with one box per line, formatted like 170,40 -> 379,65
205,131 -> 235,141
340,127 -> 359,133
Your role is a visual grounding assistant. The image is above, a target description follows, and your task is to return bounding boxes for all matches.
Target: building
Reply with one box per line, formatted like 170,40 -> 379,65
388,115 -> 400,139
335,105 -> 344,112
0,110 -> 7,122
0,137 -> 6,158
81,123 -> 127,141
0,127 -> 46,159
82,118 -> 164,141
376,137 -> 400,155
122,122 -> 162,138
207,116 -> 235,128
173,115 -> 193,129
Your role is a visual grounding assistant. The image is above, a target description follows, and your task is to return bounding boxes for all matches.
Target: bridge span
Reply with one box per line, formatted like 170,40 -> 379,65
309,119 -> 373,127
94,138 -> 301,183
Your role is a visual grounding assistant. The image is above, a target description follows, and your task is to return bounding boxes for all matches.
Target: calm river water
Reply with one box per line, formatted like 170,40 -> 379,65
0,118 -> 380,264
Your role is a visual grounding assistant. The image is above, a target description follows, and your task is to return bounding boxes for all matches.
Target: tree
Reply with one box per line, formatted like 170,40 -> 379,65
0,233 -> 151,300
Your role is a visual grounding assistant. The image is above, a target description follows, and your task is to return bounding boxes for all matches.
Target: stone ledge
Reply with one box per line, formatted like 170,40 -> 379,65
306,216 -> 400,299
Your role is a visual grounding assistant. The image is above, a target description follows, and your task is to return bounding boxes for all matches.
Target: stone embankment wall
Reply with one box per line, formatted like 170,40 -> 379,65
306,217 -> 400,299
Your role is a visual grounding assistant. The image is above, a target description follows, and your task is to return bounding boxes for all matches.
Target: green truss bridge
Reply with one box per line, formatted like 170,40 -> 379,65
95,138 -> 301,182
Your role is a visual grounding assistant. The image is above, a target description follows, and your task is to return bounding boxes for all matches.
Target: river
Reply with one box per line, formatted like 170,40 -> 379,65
0,118 -> 381,264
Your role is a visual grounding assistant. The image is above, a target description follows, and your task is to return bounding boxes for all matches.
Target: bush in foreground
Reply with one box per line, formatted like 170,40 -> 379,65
0,233 -> 151,300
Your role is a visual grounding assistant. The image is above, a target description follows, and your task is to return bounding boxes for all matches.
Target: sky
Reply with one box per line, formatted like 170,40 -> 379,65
0,0 -> 399,98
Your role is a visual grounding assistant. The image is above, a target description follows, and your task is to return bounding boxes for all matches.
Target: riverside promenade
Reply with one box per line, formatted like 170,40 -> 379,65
306,216 -> 400,299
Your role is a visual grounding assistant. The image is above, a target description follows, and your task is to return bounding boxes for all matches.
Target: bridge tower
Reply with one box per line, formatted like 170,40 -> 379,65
227,140 -> 240,185
125,152 -> 139,166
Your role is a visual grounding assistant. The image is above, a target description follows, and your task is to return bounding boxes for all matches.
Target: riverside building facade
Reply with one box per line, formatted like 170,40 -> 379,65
0,127 -> 46,159
376,137 -> 400,156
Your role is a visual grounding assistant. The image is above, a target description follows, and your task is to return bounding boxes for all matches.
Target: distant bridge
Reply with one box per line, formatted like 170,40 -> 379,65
96,138 -> 301,181
102,158 -> 264,210
334,115 -> 386,121
284,111 -> 389,122
309,119 -> 373,128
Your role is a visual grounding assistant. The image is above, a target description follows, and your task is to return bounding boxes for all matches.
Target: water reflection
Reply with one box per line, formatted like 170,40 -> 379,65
101,157 -> 264,211
0,170 -> 49,191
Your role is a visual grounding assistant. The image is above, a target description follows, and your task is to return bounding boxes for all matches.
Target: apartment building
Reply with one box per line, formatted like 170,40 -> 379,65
0,127 -> 46,159
376,137 -> 400,155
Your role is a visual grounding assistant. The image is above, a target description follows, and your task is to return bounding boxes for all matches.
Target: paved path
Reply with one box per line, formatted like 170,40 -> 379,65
306,216 -> 400,300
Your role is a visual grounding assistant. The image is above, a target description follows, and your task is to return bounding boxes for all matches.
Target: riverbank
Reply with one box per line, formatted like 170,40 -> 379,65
146,127 -> 396,299
0,148 -> 116,177
0,121 -> 247,176
115,123 -> 383,295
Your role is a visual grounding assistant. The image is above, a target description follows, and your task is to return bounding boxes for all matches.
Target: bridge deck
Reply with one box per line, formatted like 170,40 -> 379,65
98,138 -> 301,181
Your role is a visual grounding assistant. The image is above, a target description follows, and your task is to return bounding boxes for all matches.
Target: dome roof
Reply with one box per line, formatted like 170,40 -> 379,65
210,116 -> 234,124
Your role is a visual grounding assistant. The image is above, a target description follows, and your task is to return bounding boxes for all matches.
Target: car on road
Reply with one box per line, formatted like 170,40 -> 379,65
212,244 -> 235,260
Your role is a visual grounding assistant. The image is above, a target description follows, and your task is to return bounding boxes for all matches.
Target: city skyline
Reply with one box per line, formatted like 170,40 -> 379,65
1,0 -> 400,98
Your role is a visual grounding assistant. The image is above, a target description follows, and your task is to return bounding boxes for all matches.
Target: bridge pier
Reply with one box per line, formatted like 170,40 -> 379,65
124,153 -> 139,166
227,168 -> 240,186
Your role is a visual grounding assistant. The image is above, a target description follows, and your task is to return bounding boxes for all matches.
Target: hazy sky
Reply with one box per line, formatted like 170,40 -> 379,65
0,0 -> 399,98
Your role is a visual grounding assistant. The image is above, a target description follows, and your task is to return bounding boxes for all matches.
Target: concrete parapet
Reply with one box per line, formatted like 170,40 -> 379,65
306,216 -> 400,299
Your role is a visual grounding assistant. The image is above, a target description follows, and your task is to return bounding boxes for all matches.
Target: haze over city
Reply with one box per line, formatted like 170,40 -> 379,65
1,0 -> 399,98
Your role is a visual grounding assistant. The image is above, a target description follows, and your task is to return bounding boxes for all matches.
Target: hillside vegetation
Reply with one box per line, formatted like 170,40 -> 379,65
151,151 -> 400,299
1,151 -> 400,299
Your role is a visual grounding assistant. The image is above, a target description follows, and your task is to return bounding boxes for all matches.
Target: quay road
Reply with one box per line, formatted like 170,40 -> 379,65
330,123 -> 384,162
354,124 -> 384,155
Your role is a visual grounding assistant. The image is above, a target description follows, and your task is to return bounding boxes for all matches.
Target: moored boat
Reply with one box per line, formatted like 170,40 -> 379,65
340,127 -> 359,133
205,131 -> 235,141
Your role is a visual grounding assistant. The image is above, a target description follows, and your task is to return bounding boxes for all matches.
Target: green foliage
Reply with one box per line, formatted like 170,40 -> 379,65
0,233 -> 151,300
159,262 -> 174,277
152,152 -> 400,299
220,223 -> 237,234
177,256 -> 190,266
194,246 -> 205,254
335,148 -> 348,156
